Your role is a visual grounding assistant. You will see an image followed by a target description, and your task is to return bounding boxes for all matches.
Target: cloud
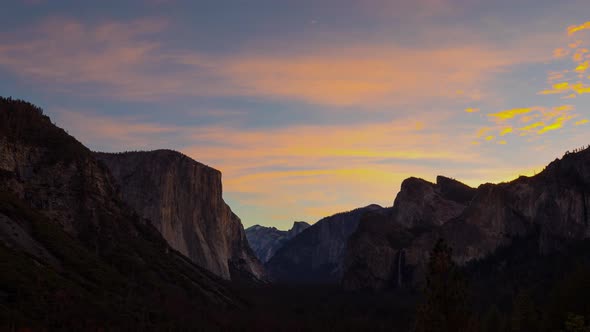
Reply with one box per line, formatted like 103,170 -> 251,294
54,109 -> 185,151
500,127 -> 513,136
575,61 -> 589,73
537,115 -> 573,134
568,22 -> 590,36
488,108 -> 536,121
478,102 -> 578,140
54,108 -> 489,223
465,108 -> 480,113
0,17 -> 553,107
553,48 -> 569,58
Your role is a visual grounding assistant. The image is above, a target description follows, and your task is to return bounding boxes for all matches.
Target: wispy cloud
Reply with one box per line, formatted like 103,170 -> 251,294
0,17 -> 553,107
55,108 -> 488,222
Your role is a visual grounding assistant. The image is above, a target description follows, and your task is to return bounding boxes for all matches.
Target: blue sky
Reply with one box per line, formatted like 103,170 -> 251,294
2,0 -> 590,229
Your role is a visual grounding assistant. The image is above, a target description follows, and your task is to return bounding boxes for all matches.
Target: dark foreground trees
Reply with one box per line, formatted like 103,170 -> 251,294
415,238 -> 475,332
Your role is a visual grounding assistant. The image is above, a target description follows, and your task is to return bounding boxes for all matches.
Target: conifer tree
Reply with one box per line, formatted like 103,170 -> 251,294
415,238 -> 474,332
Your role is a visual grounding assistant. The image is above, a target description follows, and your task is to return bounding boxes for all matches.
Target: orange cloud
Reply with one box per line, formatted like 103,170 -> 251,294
575,119 -> 589,125
553,48 -> 569,58
0,18 -> 554,106
221,45 -> 546,106
568,22 -> 590,36
465,108 -> 480,113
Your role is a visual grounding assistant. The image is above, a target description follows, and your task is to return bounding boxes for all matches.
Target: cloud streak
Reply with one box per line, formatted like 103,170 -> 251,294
0,17 -> 553,107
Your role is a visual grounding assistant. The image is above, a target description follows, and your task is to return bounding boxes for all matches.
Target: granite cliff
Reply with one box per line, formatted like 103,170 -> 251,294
95,151 -> 265,281
342,148 -> 590,290
246,221 -> 310,263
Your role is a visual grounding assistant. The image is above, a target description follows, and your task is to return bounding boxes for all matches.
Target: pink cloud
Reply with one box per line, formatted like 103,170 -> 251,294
0,17 -> 553,107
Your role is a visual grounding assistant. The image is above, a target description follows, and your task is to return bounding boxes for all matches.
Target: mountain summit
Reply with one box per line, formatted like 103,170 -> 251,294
245,221 -> 311,263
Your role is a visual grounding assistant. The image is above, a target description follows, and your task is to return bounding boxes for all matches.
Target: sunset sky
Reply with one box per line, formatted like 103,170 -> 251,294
1,0 -> 590,229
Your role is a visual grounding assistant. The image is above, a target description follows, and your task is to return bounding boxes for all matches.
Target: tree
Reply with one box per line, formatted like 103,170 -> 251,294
481,305 -> 507,332
415,238 -> 474,332
510,290 -> 539,332
563,313 -> 590,332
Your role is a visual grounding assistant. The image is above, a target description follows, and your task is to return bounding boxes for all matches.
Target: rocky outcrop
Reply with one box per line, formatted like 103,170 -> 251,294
266,204 -> 384,284
0,97 -> 240,326
391,176 -> 476,228
342,177 -> 476,290
246,221 -> 310,263
342,148 -> 590,290
95,151 -> 265,281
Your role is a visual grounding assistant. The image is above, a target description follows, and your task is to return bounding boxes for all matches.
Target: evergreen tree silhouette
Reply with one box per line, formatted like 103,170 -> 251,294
415,238 -> 475,332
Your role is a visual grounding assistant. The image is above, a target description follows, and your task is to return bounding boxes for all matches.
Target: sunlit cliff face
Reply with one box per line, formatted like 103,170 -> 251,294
1,0 -> 589,229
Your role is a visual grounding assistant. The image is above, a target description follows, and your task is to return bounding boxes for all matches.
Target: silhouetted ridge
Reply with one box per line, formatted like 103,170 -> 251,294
0,97 -> 242,328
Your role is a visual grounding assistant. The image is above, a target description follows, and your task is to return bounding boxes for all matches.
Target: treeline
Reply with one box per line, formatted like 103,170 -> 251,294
0,97 -> 90,165
415,237 -> 590,332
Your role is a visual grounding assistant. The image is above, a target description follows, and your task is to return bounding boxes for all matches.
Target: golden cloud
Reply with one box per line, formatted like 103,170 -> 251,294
568,22 -> 590,36
537,116 -> 572,134
488,108 -> 535,121
500,127 -> 513,136
575,61 -> 589,73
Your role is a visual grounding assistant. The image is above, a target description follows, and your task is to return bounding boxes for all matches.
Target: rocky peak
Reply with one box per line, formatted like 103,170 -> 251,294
245,221 -> 310,263
289,221 -> 311,236
436,175 -> 477,204
392,176 -> 476,228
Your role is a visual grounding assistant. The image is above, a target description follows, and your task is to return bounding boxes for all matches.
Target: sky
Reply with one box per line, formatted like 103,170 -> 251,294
1,0 -> 590,230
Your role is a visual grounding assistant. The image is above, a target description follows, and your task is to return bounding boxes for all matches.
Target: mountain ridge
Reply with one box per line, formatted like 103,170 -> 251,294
245,221 -> 310,263
342,146 -> 590,290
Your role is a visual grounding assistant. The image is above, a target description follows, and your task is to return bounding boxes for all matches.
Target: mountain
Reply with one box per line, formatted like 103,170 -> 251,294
245,221 -> 310,263
95,151 -> 265,281
0,97 -> 240,328
342,148 -> 590,290
266,204 -> 385,284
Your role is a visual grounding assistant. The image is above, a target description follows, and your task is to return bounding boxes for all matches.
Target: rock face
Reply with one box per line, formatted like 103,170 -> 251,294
266,204 -> 384,284
246,221 -> 310,263
95,151 -> 265,281
342,177 -> 476,290
342,149 -> 590,290
0,97 -> 239,326
391,176 -> 476,228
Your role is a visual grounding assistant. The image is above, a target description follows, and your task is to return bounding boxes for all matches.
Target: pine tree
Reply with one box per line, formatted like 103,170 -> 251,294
510,290 -> 539,332
415,238 -> 474,332
482,305 -> 507,332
